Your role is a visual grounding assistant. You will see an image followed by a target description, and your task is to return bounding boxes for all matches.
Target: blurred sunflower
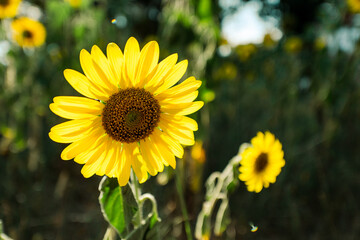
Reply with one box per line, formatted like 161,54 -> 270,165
284,36 -> 302,54
262,33 -> 277,49
11,17 -> 46,47
239,131 -> 285,193
347,0 -> 360,13
65,0 -> 81,8
0,0 -> 21,19
235,44 -> 257,62
49,37 -> 203,186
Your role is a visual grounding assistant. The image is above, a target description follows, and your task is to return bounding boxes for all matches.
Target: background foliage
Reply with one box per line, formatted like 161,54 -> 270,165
1,0 -> 360,239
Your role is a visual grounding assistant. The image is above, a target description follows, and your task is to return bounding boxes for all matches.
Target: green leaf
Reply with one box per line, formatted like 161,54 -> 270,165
149,214 -> 158,229
46,0 -> 71,30
99,177 -> 138,237
197,0 -> 213,23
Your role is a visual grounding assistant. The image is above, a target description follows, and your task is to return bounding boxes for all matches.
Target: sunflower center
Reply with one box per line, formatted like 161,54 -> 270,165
22,30 -> 33,39
255,153 -> 268,173
102,88 -> 161,143
0,0 -> 10,7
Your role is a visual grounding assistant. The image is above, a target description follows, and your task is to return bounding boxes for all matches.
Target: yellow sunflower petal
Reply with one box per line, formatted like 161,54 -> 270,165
49,129 -> 91,144
63,69 -> 108,101
158,121 -> 195,146
158,91 -> 199,105
149,135 -> 176,168
77,136 -> 110,167
50,104 -> 97,120
106,142 -> 121,177
50,118 -> 95,135
152,128 -> 183,158
133,144 -> 154,182
264,131 -> 276,151
81,140 -> 108,178
91,45 -> 118,89
96,139 -> 117,176
61,127 -> 105,160
0,0 -> 21,19
161,101 -> 204,116
135,41 -> 159,88
124,37 -> 140,87
254,180 -> 264,193
106,42 -> 124,88
144,53 -> 178,91
154,60 -> 188,94
80,49 -> 115,94
117,144 -> 132,186
49,117 -> 99,143
53,96 -> 104,110
124,143 -> 148,183
251,132 -> 265,149
140,139 -> 164,173
160,114 -> 198,131
156,77 -> 202,99
50,97 -> 104,119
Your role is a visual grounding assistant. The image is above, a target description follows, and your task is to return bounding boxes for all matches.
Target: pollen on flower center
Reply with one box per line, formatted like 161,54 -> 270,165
255,153 -> 268,173
0,0 -> 10,7
102,88 -> 161,143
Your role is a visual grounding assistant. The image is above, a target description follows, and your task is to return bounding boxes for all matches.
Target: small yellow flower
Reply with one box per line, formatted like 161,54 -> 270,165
201,234 -> 210,240
262,33 -> 277,49
284,36 -> 302,54
189,140 -> 206,192
0,0 -> 21,19
348,0 -> 360,13
65,0 -> 81,8
314,37 -> 327,51
191,140 -> 206,164
49,37 -> 203,186
11,17 -> 46,48
239,131 -> 285,193
213,62 -> 237,81
235,44 -> 257,62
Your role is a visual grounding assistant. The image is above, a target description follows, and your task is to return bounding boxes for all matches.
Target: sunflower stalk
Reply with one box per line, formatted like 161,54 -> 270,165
139,193 -> 160,223
175,165 -> 194,240
131,170 -> 143,226
194,153 -> 241,239
0,220 -> 13,240
103,226 -> 117,240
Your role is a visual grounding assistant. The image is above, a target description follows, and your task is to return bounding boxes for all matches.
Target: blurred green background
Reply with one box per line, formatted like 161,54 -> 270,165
1,0 -> 360,239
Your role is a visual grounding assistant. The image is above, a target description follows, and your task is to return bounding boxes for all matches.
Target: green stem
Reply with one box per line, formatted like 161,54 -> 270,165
139,193 -> 160,221
175,167 -> 193,240
131,170 -> 143,225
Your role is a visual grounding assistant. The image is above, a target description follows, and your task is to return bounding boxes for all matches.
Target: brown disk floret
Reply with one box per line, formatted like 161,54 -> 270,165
255,153 -> 268,173
0,0 -> 10,7
102,88 -> 161,143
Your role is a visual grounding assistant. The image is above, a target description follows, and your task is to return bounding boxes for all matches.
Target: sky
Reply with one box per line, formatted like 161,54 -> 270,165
220,0 -> 282,46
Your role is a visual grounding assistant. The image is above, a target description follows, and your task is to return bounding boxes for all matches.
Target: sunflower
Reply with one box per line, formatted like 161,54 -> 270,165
49,37 -> 203,186
239,131 -> 285,193
348,0 -> 360,13
0,0 -> 21,19
11,17 -> 46,48
65,0 -> 81,8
